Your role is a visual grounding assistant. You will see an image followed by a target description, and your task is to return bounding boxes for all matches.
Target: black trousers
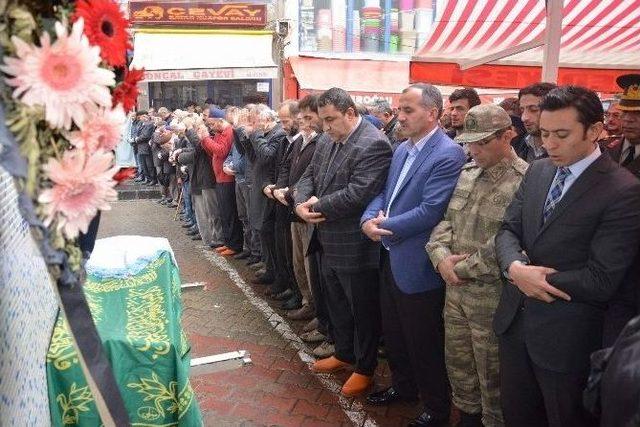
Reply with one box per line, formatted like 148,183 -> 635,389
499,311 -> 598,427
274,205 -> 298,297
322,260 -> 380,376
308,249 -> 333,341
260,203 -> 277,279
139,153 -> 156,182
216,182 -> 244,252
380,251 -> 450,418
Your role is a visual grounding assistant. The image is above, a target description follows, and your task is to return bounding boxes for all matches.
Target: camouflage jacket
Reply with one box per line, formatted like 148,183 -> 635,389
426,153 -> 528,284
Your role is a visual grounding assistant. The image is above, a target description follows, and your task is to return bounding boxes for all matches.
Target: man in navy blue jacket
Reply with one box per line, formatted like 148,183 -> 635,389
361,83 -> 466,427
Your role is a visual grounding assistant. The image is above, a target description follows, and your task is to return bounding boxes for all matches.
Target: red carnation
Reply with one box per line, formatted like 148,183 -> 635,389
112,68 -> 144,113
74,0 -> 131,67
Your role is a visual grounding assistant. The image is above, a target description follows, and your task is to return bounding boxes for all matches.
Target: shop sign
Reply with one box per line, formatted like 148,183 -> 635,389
129,1 -> 267,27
142,67 -> 278,82
301,89 -> 399,106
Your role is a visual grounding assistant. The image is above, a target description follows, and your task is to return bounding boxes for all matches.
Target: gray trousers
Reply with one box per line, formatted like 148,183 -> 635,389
192,188 -> 223,246
291,221 -> 312,304
237,182 -> 260,257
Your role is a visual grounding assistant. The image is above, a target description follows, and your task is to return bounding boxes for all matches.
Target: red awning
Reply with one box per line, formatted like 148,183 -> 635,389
411,0 -> 640,92
289,56 -> 409,94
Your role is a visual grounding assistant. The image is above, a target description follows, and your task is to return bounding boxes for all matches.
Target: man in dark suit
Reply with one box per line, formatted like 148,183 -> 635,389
273,96 -> 322,315
361,84 -> 466,426
134,112 -> 157,185
603,74 -> 640,346
242,105 -> 288,285
494,85 -> 640,426
262,100 -> 302,309
294,87 -> 392,397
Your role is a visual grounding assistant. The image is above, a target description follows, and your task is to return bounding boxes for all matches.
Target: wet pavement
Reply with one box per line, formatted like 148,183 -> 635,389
99,197 -> 430,427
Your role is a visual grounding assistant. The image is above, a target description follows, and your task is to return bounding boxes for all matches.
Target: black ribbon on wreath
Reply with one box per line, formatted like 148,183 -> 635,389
0,97 -> 130,426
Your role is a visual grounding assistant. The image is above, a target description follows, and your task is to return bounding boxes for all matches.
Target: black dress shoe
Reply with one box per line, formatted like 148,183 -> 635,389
457,411 -> 482,427
233,251 -> 251,260
181,223 -> 194,228
366,387 -> 417,406
408,411 -> 448,427
146,180 -> 158,186
281,296 -> 302,310
190,234 -> 202,240
245,256 -> 261,266
264,284 -> 286,297
273,289 -> 293,301
186,229 -> 198,236
250,275 -> 273,285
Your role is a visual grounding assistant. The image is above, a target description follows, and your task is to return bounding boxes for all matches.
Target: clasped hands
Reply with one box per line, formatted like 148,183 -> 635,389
295,196 -> 325,224
507,261 -> 570,303
362,210 -> 393,242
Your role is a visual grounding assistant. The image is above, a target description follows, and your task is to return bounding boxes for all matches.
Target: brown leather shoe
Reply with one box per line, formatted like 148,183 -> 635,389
287,304 -> 315,321
215,246 -> 229,253
219,249 -> 237,256
341,373 -> 373,397
311,356 -> 352,374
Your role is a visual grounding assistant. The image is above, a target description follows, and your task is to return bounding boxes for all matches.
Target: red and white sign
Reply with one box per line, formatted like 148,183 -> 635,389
142,67 -> 278,82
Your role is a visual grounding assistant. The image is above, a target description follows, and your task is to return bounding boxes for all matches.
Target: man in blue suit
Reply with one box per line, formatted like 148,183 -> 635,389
361,83 -> 466,427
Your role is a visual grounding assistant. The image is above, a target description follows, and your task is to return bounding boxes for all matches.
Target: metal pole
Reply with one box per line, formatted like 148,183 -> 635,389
542,0 -> 563,83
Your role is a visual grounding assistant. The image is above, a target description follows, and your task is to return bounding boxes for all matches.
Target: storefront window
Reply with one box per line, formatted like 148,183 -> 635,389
299,0 -> 435,55
148,79 -> 270,109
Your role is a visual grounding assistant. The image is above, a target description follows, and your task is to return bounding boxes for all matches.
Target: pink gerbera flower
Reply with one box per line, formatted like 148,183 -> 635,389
1,19 -> 115,130
68,105 -> 126,153
38,149 -> 118,239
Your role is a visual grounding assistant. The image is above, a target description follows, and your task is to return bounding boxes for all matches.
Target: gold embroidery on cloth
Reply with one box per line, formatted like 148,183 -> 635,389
56,383 -> 94,425
126,286 -> 170,358
127,372 -> 179,418
47,317 -> 78,371
177,382 -> 195,419
85,256 -> 165,293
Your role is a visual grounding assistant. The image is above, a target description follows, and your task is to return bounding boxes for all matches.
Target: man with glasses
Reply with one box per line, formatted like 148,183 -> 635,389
426,104 -> 528,427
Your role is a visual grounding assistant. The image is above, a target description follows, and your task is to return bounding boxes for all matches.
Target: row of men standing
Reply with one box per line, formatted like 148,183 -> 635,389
283,79 -> 640,427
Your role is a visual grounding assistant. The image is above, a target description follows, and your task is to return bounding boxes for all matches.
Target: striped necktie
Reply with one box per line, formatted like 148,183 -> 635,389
543,167 -> 571,222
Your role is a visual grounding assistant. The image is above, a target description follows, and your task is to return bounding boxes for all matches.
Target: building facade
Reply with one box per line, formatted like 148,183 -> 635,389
127,0 -> 279,109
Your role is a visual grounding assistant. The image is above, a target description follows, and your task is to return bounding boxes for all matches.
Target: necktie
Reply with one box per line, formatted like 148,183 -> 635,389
328,142 -> 342,165
622,145 -> 636,166
543,167 -> 571,222
321,143 -> 343,187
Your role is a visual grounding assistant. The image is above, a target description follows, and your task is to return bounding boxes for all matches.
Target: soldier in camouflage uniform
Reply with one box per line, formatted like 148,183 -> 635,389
426,104 -> 528,427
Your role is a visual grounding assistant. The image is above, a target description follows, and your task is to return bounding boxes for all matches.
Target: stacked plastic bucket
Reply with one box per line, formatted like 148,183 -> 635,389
316,8 -> 333,51
362,1 -> 382,52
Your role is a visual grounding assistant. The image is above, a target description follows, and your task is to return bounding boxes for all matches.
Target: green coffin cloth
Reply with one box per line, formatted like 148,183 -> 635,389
46,251 -> 202,426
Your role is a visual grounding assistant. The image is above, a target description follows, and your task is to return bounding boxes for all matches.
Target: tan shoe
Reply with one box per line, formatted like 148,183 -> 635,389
215,245 -> 229,253
341,373 -> 373,397
311,356 -> 352,373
